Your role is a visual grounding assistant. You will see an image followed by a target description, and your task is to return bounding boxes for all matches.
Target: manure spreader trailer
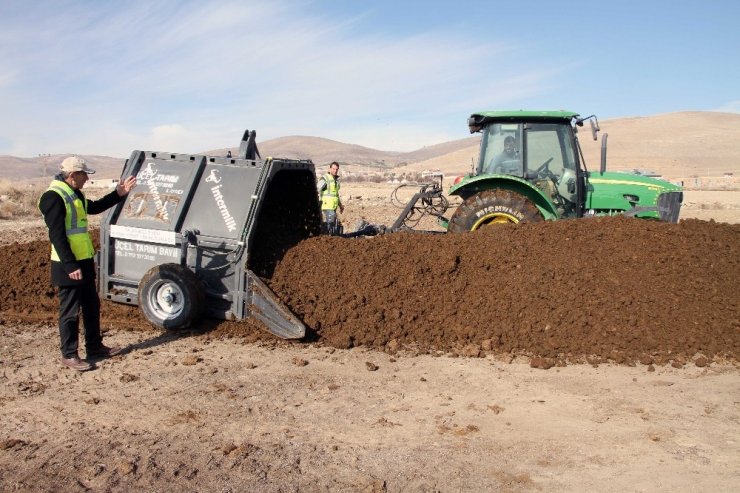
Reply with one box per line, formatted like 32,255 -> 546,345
97,130 -> 320,339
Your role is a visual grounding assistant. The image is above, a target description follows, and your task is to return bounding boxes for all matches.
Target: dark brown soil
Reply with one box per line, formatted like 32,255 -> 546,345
266,216 -> 740,366
1,217 -> 738,366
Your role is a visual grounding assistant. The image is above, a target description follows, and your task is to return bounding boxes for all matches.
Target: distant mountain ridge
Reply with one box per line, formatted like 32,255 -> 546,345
2,111 -> 738,182
0,155 -> 127,184
208,135 -> 480,168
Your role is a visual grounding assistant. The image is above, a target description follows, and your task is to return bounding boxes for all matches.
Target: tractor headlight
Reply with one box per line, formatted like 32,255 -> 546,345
623,194 -> 639,203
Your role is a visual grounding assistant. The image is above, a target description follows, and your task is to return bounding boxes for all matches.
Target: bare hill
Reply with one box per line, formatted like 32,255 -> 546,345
0,154 -> 126,184
208,135 -> 480,169
587,111 -> 740,178
397,111 -> 740,180
2,111 -> 738,181
209,136 -> 404,169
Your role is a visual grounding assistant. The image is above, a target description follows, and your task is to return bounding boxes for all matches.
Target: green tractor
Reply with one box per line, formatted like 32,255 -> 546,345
440,110 -> 682,231
360,110 -> 683,236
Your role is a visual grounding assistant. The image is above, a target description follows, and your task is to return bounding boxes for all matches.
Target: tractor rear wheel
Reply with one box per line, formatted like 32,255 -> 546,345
138,263 -> 204,330
447,189 -> 543,232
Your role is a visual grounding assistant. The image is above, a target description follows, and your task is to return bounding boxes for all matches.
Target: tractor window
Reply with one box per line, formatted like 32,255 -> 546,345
525,123 -> 579,178
525,123 -> 579,212
478,123 -> 522,176
525,124 -> 564,173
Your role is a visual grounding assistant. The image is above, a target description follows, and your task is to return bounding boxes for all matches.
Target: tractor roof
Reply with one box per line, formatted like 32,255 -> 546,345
469,110 -> 580,128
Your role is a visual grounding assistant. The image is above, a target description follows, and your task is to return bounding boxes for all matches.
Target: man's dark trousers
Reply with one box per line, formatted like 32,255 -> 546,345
58,278 -> 101,358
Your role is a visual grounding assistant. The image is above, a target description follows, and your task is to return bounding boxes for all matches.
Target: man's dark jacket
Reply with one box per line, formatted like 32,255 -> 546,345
38,183 -> 124,287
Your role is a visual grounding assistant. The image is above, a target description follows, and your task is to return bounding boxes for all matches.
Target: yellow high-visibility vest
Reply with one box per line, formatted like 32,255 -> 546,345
320,173 -> 340,211
41,180 -> 94,262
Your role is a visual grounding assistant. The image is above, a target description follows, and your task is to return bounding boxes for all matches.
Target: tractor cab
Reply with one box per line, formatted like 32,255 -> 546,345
472,111 -> 584,218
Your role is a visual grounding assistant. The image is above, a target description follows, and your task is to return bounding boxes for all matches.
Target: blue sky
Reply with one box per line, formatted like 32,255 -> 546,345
0,0 -> 738,157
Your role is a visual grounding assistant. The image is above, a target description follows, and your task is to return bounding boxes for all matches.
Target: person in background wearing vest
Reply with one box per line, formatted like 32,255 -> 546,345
317,161 -> 344,235
38,156 -> 136,371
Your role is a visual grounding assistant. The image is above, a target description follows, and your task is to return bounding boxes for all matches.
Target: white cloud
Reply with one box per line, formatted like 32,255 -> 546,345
713,101 -> 740,113
0,63 -> 19,88
0,0 -> 564,156
327,122 -> 463,153
149,124 -> 191,151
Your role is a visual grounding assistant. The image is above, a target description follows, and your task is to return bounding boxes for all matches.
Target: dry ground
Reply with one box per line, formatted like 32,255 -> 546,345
1,182 -> 739,492
2,325 -> 739,492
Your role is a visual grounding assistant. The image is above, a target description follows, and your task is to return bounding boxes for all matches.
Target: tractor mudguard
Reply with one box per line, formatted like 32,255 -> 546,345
449,175 -> 559,221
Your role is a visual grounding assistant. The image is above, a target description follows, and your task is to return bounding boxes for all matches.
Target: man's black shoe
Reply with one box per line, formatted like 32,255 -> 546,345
87,344 -> 123,359
61,356 -> 93,371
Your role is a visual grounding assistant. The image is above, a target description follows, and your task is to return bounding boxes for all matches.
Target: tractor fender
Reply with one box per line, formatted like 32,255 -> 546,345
449,175 -> 559,220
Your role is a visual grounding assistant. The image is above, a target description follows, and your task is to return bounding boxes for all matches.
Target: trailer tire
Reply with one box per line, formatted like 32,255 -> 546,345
448,189 -> 543,232
138,263 -> 204,330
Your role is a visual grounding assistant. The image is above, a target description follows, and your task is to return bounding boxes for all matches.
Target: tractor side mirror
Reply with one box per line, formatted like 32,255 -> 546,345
590,119 -> 600,141
467,117 -> 482,134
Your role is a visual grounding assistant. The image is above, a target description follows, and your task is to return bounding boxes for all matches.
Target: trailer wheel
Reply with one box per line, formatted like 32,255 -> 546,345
138,263 -> 204,330
448,189 -> 543,232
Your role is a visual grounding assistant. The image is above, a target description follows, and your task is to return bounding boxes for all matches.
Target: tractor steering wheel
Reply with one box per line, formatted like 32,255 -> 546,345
535,157 -> 555,178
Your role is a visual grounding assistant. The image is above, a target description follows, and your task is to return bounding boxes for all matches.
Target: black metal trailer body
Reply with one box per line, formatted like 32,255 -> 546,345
97,138 -> 320,339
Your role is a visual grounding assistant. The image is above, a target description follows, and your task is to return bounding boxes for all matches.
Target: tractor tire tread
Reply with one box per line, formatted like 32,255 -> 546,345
447,189 -> 543,232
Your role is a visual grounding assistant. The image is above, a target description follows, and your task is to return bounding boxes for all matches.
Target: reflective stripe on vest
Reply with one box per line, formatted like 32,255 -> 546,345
320,173 -> 340,211
43,180 -> 94,262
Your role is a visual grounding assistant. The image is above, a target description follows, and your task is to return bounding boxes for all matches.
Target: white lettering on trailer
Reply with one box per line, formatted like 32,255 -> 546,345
146,176 -> 169,222
113,240 -> 155,261
211,184 -> 238,232
116,240 -> 134,251
113,239 -> 178,261
136,162 -> 182,221
158,246 -> 179,257
135,243 -> 159,254
110,225 -> 177,245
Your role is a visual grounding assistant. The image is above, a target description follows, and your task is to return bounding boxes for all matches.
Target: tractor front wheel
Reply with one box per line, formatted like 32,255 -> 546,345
447,189 -> 543,232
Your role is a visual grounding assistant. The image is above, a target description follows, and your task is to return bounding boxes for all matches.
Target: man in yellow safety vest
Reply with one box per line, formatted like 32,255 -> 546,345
38,156 -> 136,371
317,161 -> 344,235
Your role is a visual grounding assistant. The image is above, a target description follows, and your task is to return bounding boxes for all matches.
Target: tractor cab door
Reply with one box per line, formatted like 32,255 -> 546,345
522,122 -> 581,218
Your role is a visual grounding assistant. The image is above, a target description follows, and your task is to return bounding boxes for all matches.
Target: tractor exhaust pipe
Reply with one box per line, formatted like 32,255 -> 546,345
600,133 -> 608,175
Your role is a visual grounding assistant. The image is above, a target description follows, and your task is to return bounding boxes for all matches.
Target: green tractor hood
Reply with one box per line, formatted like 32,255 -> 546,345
587,171 -> 683,222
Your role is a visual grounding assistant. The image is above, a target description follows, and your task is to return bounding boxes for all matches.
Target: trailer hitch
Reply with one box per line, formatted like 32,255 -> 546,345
180,229 -> 199,266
